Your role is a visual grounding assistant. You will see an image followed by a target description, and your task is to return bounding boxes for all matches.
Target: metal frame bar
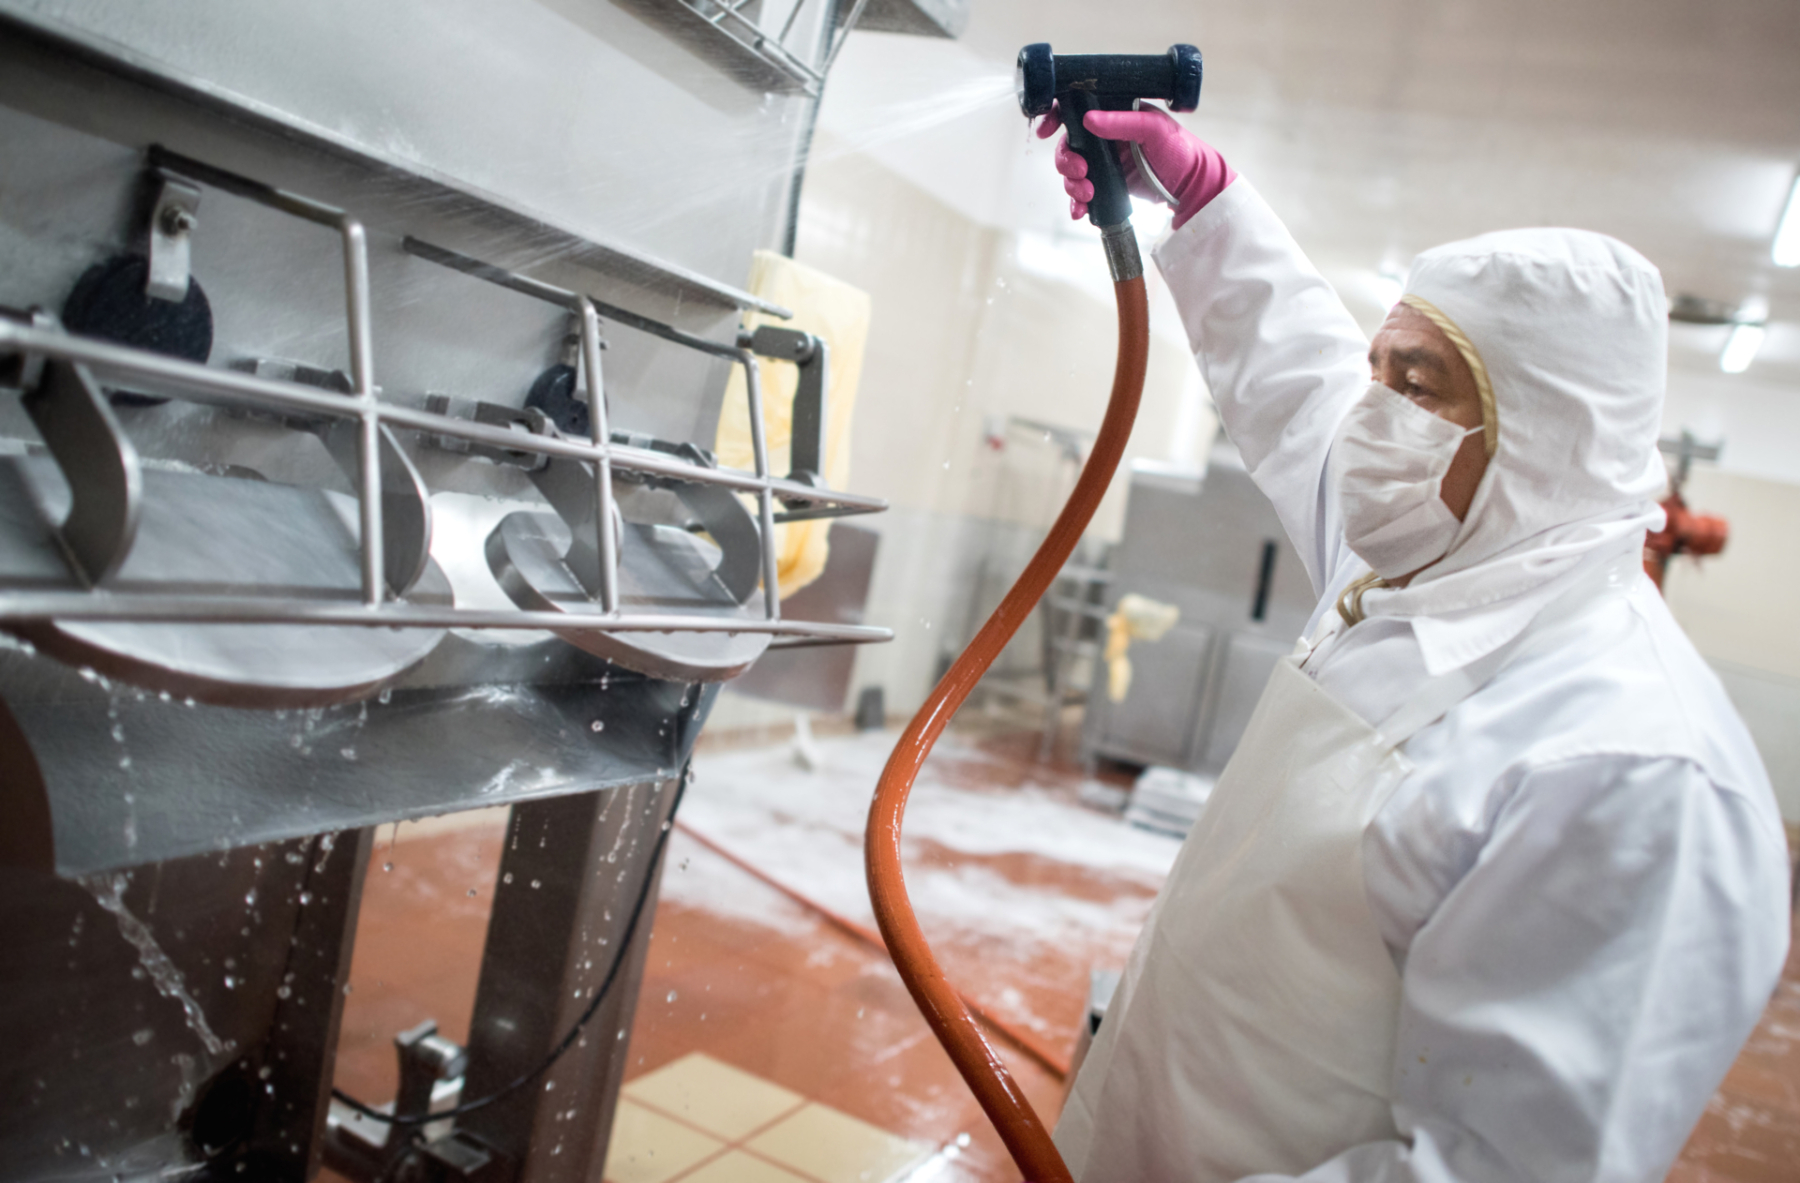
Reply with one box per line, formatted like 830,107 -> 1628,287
0,151 -> 890,649
683,0 -> 826,95
738,346 -> 783,623
0,595 -> 886,639
578,300 -> 621,615
820,0 -> 875,75
671,0 -> 873,97
1,323 -> 880,501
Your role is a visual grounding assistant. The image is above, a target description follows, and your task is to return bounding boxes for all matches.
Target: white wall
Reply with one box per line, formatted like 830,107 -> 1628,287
1661,469 -> 1800,821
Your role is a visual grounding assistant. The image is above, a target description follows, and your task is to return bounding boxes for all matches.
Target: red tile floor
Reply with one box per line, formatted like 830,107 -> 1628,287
324,725 -> 1800,1183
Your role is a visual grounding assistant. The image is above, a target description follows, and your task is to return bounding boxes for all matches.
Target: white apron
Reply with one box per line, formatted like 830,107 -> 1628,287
1056,621 -> 1528,1182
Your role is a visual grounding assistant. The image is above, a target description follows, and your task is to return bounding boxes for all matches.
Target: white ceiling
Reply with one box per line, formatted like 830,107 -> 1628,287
817,0 -> 1800,484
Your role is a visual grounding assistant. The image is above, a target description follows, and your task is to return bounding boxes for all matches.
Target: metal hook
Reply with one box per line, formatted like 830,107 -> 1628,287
22,357 -> 143,587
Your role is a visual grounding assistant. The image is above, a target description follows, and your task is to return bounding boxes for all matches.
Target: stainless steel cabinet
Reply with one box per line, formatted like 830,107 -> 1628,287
1083,447 -> 1316,776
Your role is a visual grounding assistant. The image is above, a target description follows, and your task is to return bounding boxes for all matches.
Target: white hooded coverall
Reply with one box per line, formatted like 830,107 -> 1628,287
1053,178 -> 1791,1183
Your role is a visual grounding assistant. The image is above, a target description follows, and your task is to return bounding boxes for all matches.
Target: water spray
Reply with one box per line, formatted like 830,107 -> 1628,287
865,41 -> 1204,1183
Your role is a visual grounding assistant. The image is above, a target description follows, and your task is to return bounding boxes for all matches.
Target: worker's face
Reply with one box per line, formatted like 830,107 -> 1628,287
1367,304 -> 1488,523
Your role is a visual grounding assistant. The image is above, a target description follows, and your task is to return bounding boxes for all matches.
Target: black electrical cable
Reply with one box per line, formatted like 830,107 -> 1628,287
330,768 -> 689,1128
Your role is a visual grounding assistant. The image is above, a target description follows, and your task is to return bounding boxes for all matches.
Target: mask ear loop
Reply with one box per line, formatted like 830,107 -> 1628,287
1129,99 -> 1182,210
1336,569 -> 1387,627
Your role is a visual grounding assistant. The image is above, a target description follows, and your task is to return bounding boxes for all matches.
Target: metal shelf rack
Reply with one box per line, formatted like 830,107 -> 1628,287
0,147 -> 891,650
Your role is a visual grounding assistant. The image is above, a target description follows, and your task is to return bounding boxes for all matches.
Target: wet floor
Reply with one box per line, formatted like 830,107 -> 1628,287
1670,857 -> 1800,1183
325,726 -> 1800,1183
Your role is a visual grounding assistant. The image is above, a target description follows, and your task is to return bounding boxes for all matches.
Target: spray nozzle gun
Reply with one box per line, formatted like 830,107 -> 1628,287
1016,43 -> 1203,232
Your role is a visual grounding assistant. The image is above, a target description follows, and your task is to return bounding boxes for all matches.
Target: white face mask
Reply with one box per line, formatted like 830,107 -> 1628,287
1330,383 -> 1483,579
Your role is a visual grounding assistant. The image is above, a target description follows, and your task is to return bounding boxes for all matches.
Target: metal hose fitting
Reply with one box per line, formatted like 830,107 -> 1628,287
1100,221 -> 1144,283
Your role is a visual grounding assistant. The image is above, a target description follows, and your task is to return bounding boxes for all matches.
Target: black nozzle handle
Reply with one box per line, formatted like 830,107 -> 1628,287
1049,50 -> 1201,111
1062,90 -> 1133,228
1017,43 -> 1204,228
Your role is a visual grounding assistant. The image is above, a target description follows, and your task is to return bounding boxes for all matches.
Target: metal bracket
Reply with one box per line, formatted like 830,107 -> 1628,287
524,448 -> 626,599
422,393 -> 758,605
324,1017 -> 489,1181
231,357 -> 434,595
743,325 -> 829,496
22,358 -> 143,586
390,1020 -> 469,1147
146,174 -> 202,303
316,419 -> 435,596
528,444 -> 758,607
424,394 -> 553,472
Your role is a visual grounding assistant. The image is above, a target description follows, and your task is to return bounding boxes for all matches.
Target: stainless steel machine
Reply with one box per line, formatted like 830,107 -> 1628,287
0,2 -> 963,1178
1081,445 -> 1316,780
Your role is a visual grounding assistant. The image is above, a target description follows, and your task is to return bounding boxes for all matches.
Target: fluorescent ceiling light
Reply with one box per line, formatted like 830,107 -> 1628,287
1720,322 -> 1765,373
1774,174 -> 1800,267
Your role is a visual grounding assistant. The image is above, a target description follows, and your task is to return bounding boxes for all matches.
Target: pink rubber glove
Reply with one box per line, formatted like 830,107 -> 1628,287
1036,103 -> 1235,231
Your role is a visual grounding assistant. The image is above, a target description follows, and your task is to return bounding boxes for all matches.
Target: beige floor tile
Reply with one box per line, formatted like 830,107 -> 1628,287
624,1051 -> 806,1141
676,1150 -> 815,1183
745,1102 -> 933,1183
603,1098 -> 726,1183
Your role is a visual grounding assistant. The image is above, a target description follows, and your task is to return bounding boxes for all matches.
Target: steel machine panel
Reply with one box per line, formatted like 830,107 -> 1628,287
0,2 -> 912,1179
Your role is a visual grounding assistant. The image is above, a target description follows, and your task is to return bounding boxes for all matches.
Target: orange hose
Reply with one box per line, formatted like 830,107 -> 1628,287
867,274 -> 1151,1183
674,821 -> 1072,1078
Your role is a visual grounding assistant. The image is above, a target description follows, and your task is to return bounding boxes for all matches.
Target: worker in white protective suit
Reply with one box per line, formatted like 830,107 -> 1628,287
1035,104 -> 1791,1183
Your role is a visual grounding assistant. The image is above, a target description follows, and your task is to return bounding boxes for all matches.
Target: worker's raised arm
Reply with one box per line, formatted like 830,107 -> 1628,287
1150,182 -> 1370,595
1043,104 -> 1370,593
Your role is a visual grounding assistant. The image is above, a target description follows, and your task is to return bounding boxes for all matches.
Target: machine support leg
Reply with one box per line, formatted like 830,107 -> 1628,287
458,779 -> 678,1181
252,827 -> 376,1178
